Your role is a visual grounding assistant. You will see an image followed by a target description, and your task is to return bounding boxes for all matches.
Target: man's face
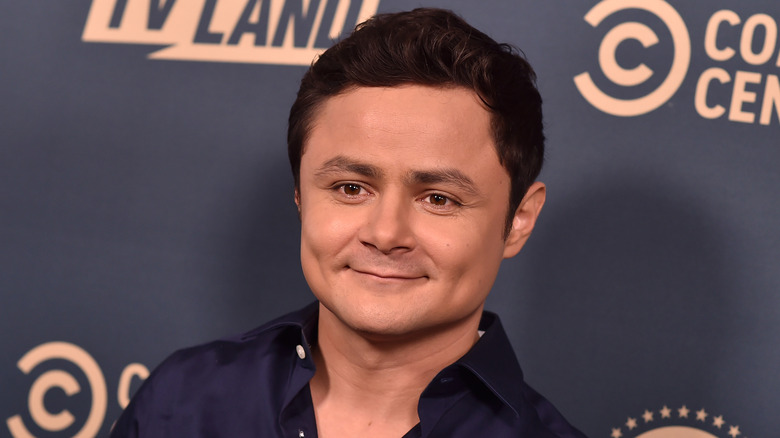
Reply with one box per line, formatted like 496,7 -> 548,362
297,85 -> 536,339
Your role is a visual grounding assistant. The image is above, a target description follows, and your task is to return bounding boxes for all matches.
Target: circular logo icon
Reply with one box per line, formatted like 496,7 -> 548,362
574,0 -> 691,116
6,342 -> 107,437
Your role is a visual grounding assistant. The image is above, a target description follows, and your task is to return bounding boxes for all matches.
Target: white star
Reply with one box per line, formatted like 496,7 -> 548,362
728,425 -> 741,438
678,405 -> 690,418
660,406 -> 671,418
643,410 -> 654,423
611,427 -> 623,438
696,409 -> 708,421
713,415 -> 725,428
625,418 -> 637,430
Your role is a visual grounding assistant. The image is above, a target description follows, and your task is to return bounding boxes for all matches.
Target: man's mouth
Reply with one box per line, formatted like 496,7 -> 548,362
348,266 -> 427,281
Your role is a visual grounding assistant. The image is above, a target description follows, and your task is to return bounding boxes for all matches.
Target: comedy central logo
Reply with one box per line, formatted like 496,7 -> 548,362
610,405 -> 747,438
574,0 -> 691,117
82,0 -> 381,65
7,342 -> 149,437
575,0 -> 780,124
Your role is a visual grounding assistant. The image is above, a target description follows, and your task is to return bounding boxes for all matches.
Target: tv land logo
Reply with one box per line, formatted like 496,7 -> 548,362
610,405 -> 749,438
6,342 -> 148,437
82,0 -> 381,65
576,0 -> 780,125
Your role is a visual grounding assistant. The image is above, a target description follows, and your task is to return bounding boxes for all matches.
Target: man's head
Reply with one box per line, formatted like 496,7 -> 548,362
288,8 -> 544,234
289,8 -> 546,339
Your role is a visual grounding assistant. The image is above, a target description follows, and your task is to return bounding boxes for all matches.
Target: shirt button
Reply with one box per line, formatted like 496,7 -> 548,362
296,344 -> 306,359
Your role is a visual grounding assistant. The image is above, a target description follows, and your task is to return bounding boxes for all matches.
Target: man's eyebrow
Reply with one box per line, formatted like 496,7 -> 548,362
313,155 -> 383,179
407,168 -> 480,196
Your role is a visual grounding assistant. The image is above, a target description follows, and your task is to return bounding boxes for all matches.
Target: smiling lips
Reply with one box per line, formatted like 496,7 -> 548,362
348,266 -> 427,281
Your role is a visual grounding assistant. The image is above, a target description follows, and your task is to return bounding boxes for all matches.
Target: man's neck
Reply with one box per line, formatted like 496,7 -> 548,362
309,303 -> 483,438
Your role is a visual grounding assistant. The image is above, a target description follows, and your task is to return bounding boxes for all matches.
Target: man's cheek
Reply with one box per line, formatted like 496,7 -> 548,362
303,215 -> 352,257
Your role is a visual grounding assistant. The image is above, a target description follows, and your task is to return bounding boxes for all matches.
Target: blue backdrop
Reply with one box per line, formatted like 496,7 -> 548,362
2,1 -> 778,437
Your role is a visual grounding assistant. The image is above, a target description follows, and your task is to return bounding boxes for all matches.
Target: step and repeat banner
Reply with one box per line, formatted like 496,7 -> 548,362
2,1 -> 778,436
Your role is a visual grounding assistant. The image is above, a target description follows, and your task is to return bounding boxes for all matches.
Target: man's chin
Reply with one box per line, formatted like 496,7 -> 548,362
349,320 -> 424,342
320,301 -> 427,341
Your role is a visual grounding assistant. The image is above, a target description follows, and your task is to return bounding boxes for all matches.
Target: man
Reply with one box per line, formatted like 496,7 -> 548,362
112,8 -> 587,438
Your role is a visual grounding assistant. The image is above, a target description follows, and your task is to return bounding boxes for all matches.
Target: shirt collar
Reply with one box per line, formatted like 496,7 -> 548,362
242,302 -> 526,418
456,310 -> 526,418
240,301 -> 319,346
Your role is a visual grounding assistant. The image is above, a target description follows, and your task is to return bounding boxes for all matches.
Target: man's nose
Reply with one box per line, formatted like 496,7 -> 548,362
358,192 -> 416,254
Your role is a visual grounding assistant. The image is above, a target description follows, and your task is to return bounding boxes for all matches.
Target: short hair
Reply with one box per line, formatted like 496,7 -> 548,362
288,8 -> 544,234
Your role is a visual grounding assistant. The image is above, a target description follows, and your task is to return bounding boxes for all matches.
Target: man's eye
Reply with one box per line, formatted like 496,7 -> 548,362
427,194 -> 449,206
341,184 -> 363,196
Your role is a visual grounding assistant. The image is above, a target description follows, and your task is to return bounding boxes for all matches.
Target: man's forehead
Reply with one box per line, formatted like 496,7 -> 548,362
299,86 -> 503,184
316,84 -> 487,121
305,85 -> 493,147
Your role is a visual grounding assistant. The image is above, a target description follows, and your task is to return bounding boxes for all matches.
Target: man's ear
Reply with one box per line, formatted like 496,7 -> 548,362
503,181 -> 546,259
294,189 -> 301,216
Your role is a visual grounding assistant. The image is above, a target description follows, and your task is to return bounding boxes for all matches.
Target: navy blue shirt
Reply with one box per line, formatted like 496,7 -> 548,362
112,302 -> 587,437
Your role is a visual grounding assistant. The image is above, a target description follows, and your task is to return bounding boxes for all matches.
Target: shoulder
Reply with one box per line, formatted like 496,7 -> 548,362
151,304 -> 313,386
110,303 -> 318,436
459,310 -> 588,437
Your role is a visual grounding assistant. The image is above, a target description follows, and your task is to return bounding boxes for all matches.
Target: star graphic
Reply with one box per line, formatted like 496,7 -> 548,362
642,410 -> 654,423
728,425 -> 741,438
713,415 -> 725,428
611,427 -> 623,438
678,405 -> 690,418
696,409 -> 708,421
626,418 -> 637,430
660,406 -> 671,418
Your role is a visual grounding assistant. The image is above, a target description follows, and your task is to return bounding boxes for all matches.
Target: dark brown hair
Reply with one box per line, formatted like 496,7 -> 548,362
288,8 -> 544,233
